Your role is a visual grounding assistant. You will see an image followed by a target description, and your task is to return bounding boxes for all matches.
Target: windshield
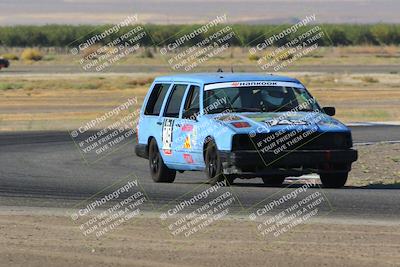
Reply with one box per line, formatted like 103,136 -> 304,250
203,86 -> 320,114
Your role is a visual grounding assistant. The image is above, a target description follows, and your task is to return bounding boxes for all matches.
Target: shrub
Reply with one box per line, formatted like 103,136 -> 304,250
141,48 -> 154,58
43,55 -> 55,61
1,53 -> 19,60
81,45 -> 106,59
361,76 -> 379,83
1,24 -> 400,47
72,83 -> 100,90
248,54 -> 260,61
21,48 -> 43,61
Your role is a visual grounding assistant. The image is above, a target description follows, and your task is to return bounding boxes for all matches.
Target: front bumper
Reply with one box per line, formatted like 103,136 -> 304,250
135,144 -> 148,159
219,149 -> 358,176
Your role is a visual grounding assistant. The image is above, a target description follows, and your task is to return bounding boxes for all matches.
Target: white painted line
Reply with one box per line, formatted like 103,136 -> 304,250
286,174 -> 320,180
354,140 -> 400,146
347,121 -> 400,127
346,122 -> 377,126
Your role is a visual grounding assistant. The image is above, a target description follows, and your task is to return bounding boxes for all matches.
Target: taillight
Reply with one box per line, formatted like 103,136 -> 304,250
231,121 -> 251,128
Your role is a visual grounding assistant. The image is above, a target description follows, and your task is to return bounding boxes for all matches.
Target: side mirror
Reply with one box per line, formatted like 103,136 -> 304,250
183,109 -> 199,120
323,106 -> 336,116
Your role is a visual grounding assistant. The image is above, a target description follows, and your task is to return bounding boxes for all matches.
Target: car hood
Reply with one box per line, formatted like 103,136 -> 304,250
205,112 -> 349,133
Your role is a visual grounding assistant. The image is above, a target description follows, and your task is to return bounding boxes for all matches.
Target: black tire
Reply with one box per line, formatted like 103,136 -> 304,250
204,141 -> 226,186
225,175 -> 236,186
320,172 -> 348,188
148,139 -> 176,183
261,176 -> 286,187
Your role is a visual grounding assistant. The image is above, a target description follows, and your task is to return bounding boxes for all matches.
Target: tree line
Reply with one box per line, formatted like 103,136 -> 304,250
0,24 -> 399,47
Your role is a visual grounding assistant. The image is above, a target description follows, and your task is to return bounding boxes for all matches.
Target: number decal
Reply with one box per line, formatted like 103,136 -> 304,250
162,118 -> 174,155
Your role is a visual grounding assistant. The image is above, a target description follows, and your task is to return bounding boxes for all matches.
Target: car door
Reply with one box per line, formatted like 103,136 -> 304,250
140,82 -> 172,148
160,83 -> 189,165
172,84 -> 202,167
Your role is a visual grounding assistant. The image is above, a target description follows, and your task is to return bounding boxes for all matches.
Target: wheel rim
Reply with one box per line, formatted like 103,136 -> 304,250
207,146 -> 218,178
150,144 -> 160,173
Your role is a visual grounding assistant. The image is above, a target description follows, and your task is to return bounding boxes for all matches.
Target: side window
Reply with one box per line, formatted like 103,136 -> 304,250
164,84 -> 188,118
183,85 -> 200,119
144,83 -> 170,115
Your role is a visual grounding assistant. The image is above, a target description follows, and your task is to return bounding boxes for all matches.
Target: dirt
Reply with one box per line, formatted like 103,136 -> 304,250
348,143 -> 400,187
0,211 -> 399,267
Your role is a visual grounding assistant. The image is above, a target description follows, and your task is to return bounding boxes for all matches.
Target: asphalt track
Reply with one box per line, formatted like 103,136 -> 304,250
0,125 -> 399,221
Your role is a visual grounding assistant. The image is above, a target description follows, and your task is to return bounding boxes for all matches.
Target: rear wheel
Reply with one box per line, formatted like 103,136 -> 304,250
148,139 -> 176,183
205,141 -> 228,186
320,172 -> 348,188
261,176 -> 286,187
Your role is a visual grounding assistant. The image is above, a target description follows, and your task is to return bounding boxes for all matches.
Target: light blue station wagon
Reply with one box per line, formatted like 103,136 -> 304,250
135,73 -> 357,188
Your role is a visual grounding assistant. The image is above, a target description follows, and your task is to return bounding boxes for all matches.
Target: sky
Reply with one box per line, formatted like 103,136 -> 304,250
0,0 -> 398,25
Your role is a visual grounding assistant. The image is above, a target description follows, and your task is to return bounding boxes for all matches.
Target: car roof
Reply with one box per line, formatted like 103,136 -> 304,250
154,73 -> 301,85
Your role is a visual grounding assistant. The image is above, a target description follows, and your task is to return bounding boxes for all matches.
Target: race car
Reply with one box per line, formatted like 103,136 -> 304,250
135,73 -> 358,188
0,58 -> 10,70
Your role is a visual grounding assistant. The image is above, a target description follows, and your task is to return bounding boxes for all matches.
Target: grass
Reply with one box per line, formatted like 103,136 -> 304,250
340,110 -> 391,121
2,46 -> 400,66
1,53 -> 19,60
0,83 -> 24,90
357,76 -> 380,83
71,83 -> 101,90
391,157 -> 400,163
0,72 -> 399,131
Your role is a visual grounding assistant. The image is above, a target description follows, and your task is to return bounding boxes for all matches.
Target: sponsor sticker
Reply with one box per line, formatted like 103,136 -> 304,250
183,153 -> 194,163
183,135 -> 192,149
204,81 -> 305,90
181,124 -> 193,132
266,119 -> 308,126
163,149 -> 172,156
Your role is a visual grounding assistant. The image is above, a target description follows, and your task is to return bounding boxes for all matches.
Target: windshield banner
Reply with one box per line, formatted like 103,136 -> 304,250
204,81 -> 305,90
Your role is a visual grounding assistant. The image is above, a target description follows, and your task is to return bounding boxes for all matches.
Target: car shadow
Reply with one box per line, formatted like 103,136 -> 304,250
345,183 -> 400,189
173,175 -> 400,189
231,181 -> 320,188
231,181 -> 400,189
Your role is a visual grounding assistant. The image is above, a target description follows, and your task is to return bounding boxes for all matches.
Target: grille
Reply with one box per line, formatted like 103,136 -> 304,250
232,131 -> 352,151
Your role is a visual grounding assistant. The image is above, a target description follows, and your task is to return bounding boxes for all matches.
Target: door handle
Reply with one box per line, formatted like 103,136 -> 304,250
156,121 -> 162,125
175,123 -> 181,127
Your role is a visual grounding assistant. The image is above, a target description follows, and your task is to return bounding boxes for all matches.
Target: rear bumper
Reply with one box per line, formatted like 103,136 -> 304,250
219,149 -> 358,176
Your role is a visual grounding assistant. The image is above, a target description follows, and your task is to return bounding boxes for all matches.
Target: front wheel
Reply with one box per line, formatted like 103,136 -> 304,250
261,176 -> 286,187
148,139 -> 176,183
319,172 -> 348,188
205,141 -> 228,186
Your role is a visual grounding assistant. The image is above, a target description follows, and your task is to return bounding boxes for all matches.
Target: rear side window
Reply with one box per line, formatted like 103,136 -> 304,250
183,85 -> 200,119
144,83 -> 171,115
164,84 -> 188,118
